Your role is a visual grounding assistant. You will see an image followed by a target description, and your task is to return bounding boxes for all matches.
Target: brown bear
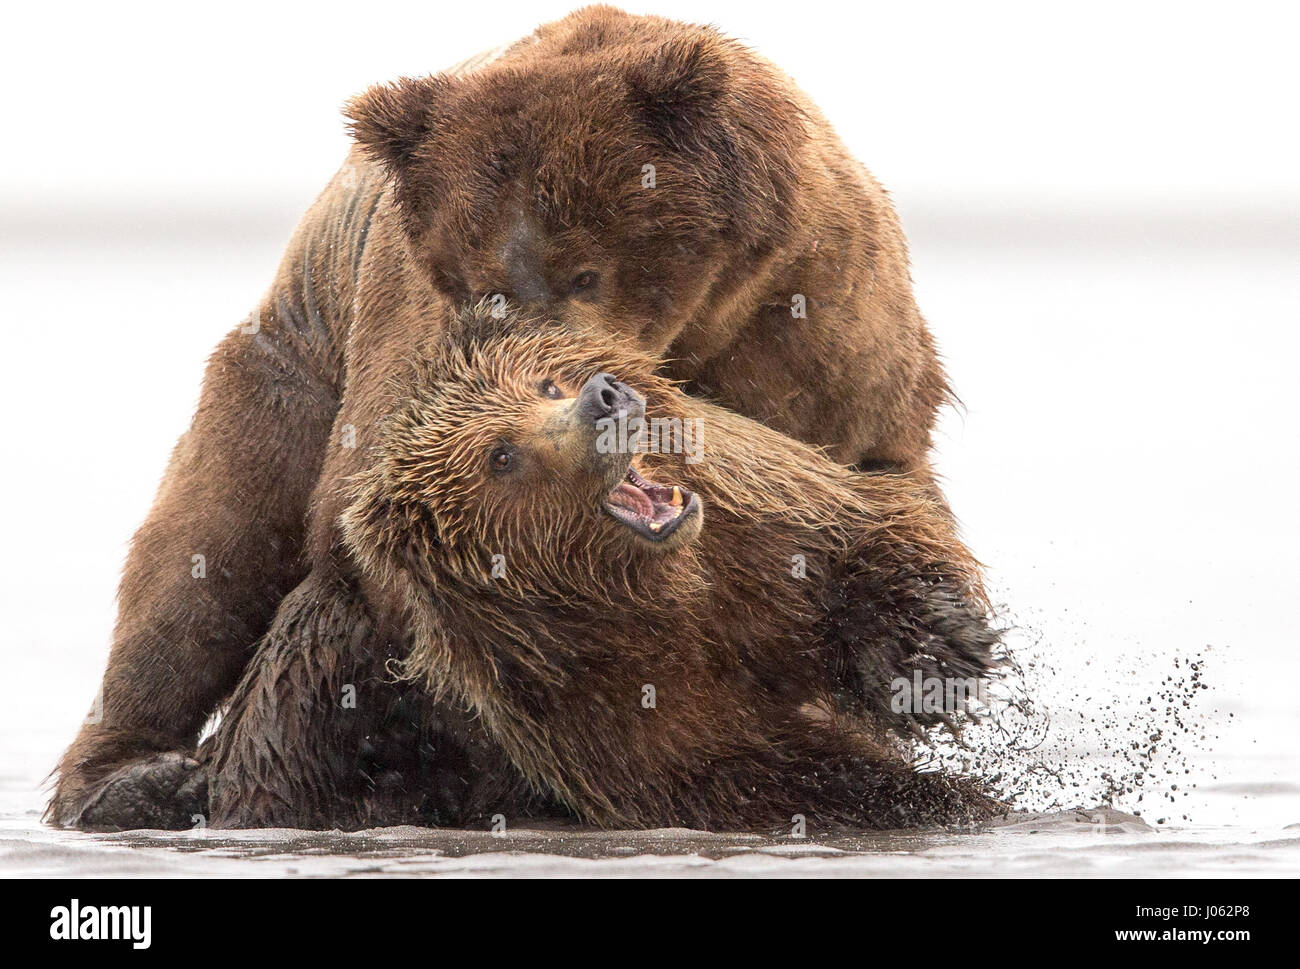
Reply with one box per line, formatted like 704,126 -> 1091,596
203,306 -> 1000,831
50,5 -> 963,829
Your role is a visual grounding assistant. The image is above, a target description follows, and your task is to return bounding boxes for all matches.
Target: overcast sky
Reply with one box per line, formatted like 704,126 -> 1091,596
3,0 -> 1297,216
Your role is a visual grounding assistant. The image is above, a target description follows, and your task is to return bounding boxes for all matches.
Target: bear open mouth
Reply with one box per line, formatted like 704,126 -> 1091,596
603,466 -> 700,542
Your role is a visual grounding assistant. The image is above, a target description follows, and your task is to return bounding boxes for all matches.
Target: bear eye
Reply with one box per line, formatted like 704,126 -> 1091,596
489,444 -> 516,474
540,378 -> 564,400
569,270 -> 599,294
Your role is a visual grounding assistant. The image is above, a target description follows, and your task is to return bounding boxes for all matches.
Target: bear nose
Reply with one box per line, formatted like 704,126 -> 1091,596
577,372 -> 645,425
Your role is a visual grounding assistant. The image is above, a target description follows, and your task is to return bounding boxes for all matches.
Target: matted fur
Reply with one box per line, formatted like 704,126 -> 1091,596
337,307 -> 1000,829
204,566 -> 552,829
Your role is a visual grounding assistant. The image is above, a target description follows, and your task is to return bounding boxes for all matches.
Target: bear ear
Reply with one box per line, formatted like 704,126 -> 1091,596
344,75 -> 451,173
625,37 -> 731,148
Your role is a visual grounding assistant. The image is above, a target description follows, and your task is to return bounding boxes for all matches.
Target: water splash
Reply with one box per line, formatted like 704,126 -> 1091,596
914,597 -> 1225,824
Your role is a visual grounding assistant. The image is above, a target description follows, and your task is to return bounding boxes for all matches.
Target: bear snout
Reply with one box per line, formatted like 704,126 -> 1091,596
577,372 -> 645,426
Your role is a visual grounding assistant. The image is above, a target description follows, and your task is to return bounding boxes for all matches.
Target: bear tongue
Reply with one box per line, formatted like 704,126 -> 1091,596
609,481 -> 656,519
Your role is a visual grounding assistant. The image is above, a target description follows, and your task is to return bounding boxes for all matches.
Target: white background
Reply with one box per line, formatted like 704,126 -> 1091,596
1,0 -> 1297,845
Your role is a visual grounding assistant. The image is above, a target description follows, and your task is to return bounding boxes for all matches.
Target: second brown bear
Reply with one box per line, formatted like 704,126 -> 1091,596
206,308 -> 1002,832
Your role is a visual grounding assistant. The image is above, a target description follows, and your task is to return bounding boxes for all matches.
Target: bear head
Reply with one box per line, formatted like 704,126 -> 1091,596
342,306 -> 709,612
344,6 -> 806,353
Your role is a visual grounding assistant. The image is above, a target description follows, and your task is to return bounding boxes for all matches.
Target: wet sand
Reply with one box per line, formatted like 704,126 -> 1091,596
4,809 -> 1299,877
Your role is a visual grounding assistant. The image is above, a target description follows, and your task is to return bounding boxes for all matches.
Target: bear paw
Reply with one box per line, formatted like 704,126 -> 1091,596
70,752 -> 209,832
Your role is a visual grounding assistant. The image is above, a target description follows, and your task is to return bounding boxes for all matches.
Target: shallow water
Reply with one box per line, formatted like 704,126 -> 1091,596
1,207 -> 1297,877
4,809 -> 1299,878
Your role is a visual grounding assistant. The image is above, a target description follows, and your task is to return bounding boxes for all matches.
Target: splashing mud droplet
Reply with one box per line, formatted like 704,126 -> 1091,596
914,592 -> 1225,819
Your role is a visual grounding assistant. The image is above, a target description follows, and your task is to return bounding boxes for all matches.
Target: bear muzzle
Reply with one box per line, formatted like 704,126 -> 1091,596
577,372 -> 644,427
571,373 -> 702,548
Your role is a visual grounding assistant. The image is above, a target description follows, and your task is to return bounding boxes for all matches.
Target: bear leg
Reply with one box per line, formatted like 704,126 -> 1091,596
204,567 -> 536,829
821,557 -> 1002,736
205,568 -> 401,829
670,722 -> 1002,832
47,303 -> 340,829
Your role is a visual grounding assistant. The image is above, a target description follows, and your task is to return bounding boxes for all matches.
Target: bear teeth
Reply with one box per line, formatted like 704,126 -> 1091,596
605,466 -> 696,541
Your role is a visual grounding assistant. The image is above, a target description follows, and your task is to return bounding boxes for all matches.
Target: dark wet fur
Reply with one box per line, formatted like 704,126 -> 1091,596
824,560 -> 1004,736
205,568 -> 561,830
204,572 -> 998,833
